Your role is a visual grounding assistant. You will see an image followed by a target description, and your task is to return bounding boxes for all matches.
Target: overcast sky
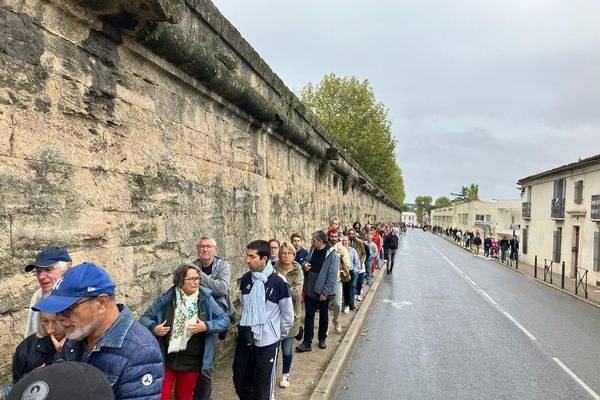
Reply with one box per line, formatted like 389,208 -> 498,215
212,0 -> 600,204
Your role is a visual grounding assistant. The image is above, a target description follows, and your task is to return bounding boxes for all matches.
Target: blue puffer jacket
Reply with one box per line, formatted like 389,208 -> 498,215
63,305 -> 164,400
139,286 -> 229,371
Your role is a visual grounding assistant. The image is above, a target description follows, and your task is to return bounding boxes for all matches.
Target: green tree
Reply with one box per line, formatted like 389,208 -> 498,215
434,196 -> 452,208
300,73 -> 405,204
451,184 -> 480,202
415,195 -> 433,224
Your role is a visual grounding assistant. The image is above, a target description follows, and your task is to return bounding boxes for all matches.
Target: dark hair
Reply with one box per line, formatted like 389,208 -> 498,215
247,240 -> 270,260
268,239 -> 280,247
353,221 -> 361,229
312,230 -> 328,244
290,233 -> 303,241
173,264 -> 201,287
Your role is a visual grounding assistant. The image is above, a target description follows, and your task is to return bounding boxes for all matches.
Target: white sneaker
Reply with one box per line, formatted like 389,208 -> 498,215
357,295 -> 362,301
343,306 -> 349,314
334,321 -> 342,333
280,373 -> 290,388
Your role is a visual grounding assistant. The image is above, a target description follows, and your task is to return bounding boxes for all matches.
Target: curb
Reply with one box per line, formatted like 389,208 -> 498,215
431,232 -> 600,310
309,263 -> 386,400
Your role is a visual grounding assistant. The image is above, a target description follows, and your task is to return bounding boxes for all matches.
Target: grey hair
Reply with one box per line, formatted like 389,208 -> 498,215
312,230 -> 328,244
198,236 -> 217,247
172,264 -> 202,287
54,261 -> 69,271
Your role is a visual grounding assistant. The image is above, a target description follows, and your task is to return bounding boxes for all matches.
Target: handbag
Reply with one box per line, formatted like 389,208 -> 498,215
340,265 -> 351,283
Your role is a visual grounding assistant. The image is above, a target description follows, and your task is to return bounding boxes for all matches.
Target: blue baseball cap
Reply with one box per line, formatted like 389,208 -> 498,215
32,262 -> 116,313
25,247 -> 72,272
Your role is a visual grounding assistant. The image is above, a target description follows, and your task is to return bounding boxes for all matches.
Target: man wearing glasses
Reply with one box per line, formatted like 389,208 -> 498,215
192,236 -> 235,400
32,262 -> 164,400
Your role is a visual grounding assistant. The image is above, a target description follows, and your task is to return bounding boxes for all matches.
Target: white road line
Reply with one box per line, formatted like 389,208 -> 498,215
465,276 -> 478,288
553,358 -> 600,400
455,267 -> 464,274
479,289 -> 497,305
503,312 -> 536,341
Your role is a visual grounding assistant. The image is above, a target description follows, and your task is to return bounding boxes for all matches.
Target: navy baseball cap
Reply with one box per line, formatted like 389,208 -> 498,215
8,361 -> 114,400
24,247 -> 72,272
32,262 -> 116,313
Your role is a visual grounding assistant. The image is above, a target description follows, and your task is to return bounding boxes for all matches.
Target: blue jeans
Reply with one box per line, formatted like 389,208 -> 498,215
356,272 -> 364,297
281,337 -> 294,374
303,296 -> 330,343
365,257 -> 373,283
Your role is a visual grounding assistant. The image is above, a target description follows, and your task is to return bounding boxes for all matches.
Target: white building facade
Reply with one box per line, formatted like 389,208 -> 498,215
518,154 -> 600,284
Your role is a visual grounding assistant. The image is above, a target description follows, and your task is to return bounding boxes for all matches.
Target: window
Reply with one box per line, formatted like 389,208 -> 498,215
475,214 -> 491,225
551,179 -> 566,218
552,228 -> 562,262
522,227 -> 528,254
574,180 -> 583,205
594,231 -> 600,272
592,195 -> 600,220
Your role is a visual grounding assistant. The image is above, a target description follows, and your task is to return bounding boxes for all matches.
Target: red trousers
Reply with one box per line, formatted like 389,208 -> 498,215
160,367 -> 200,400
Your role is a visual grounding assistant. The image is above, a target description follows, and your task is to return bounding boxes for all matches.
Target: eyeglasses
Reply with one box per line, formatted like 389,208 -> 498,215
60,297 -> 96,317
184,276 -> 201,283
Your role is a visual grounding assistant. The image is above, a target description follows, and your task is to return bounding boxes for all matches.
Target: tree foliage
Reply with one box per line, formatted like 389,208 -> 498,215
300,73 -> 405,204
451,184 -> 480,202
415,195 -> 433,224
434,196 -> 452,208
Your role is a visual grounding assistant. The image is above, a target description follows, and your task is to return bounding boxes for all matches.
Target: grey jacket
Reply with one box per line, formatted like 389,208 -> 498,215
304,246 -> 339,298
194,257 -> 235,318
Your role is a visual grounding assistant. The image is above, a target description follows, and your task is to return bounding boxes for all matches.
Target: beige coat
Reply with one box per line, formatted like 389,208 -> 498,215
274,261 -> 304,338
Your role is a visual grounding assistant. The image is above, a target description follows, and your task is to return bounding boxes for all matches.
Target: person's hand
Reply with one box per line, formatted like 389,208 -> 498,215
319,294 -> 327,302
50,334 -> 66,352
187,316 -> 208,334
303,263 -> 311,271
153,320 -> 171,336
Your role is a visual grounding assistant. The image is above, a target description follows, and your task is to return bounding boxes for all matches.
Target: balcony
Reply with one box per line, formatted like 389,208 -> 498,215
551,198 -> 565,219
592,195 -> 600,220
522,202 -> 531,219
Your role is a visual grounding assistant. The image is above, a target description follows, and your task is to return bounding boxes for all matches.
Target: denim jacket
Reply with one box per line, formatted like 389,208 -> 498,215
63,305 -> 164,400
139,286 -> 229,371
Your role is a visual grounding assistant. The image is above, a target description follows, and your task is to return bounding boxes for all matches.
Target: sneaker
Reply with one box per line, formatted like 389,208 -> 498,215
343,306 -> 349,314
334,321 -> 342,333
357,295 -> 362,302
295,342 -> 312,352
280,373 -> 290,388
318,339 -> 327,349
350,305 -> 356,311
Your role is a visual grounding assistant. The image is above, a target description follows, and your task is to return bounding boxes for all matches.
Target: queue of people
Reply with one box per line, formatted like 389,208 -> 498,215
3,218 -> 401,400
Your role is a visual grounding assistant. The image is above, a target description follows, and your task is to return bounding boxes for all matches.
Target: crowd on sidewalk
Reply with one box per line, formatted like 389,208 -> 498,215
432,226 -> 519,261
1,218 -> 403,400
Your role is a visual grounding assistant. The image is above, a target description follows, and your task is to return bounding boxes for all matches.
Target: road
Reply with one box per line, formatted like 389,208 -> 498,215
334,229 -> 600,400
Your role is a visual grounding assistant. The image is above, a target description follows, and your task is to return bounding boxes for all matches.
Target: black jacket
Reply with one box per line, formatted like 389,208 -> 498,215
13,334 -> 64,383
384,234 -> 399,251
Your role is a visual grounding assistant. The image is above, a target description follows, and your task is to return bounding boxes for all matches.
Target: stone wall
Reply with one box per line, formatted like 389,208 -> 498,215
0,0 -> 401,382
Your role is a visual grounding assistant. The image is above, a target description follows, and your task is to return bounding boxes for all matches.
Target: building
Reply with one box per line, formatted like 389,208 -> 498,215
518,154 -> 600,283
430,199 -> 521,239
402,211 -> 417,226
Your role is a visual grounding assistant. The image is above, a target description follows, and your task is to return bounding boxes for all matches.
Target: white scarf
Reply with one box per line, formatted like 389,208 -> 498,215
167,287 -> 199,354
240,262 -> 274,341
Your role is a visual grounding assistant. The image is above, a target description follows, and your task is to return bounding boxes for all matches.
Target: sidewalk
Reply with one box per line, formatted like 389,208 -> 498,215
212,265 -> 386,400
433,233 -> 600,307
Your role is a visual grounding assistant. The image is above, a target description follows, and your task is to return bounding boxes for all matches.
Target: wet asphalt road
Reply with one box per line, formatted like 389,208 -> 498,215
334,230 -> 600,400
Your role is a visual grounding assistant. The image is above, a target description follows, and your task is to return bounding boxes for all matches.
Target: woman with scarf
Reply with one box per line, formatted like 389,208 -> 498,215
140,264 -> 229,400
273,242 -> 304,389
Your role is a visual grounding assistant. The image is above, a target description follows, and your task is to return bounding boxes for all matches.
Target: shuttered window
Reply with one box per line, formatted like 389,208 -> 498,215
522,228 -> 528,254
594,231 -> 600,272
574,180 -> 583,205
552,228 -> 562,262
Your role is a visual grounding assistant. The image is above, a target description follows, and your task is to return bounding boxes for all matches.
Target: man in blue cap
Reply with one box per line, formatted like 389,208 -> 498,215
24,247 -> 72,337
33,262 -> 164,400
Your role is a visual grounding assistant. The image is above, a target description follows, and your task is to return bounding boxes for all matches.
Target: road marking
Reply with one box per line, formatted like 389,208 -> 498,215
553,358 -> 600,400
382,299 -> 413,309
479,289 -> 497,305
465,276 -> 478,288
503,312 -> 536,341
455,267 -> 464,274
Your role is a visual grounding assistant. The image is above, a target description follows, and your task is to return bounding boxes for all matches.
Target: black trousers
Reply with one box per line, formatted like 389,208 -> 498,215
387,249 -> 397,272
232,341 -> 278,400
303,295 -> 330,343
